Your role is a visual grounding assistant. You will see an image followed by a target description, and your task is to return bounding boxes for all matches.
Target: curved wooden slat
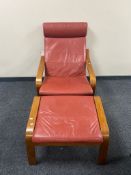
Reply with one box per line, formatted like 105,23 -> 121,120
86,49 -> 96,93
25,96 -> 40,165
35,56 -> 45,94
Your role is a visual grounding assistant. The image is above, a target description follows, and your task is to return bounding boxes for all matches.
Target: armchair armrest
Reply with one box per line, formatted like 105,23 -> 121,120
35,56 -> 45,94
26,96 -> 40,138
86,49 -> 96,93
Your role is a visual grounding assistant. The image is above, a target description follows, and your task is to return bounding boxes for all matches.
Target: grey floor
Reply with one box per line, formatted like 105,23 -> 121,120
0,77 -> 131,175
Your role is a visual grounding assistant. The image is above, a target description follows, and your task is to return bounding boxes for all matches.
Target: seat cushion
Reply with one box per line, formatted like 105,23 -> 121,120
39,76 -> 93,95
32,96 -> 103,143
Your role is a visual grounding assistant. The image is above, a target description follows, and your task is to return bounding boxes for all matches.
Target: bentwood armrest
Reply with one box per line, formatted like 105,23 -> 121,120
86,49 -> 96,93
26,96 -> 40,138
35,56 -> 45,93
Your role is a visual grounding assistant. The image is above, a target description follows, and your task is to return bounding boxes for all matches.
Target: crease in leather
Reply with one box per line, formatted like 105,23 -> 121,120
39,22 -> 93,95
44,37 -> 86,77
32,96 -> 103,143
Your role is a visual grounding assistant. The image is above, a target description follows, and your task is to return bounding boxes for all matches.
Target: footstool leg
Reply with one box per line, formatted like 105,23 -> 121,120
26,139 -> 36,165
25,96 -> 40,165
98,136 -> 109,164
94,96 -> 109,165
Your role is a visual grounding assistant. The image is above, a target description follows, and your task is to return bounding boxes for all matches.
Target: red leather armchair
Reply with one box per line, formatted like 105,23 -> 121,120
36,22 -> 96,95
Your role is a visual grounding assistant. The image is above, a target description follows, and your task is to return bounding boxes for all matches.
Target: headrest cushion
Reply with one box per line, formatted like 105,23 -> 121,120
43,22 -> 87,38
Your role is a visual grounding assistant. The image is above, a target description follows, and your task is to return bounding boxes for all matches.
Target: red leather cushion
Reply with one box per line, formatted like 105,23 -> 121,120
32,96 -> 103,143
43,22 -> 87,38
39,76 -> 93,95
45,37 -> 86,77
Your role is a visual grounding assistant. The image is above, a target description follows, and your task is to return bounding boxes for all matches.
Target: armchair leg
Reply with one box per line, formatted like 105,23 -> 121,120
97,136 -> 109,164
26,139 -> 36,165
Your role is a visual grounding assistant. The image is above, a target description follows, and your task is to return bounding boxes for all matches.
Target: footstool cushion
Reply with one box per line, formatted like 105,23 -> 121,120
32,96 -> 103,143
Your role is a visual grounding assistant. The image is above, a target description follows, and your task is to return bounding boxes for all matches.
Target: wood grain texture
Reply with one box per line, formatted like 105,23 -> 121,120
86,49 -> 96,93
25,96 -> 40,165
94,96 -> 109,164
35,56 -> 45,94
26,96 -> 40,137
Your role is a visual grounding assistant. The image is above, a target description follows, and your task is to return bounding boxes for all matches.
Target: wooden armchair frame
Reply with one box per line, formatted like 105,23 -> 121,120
35,49 -> 96,94
25,96 -> 109,165
86,49 -> 96,92
35,55 -> 45,94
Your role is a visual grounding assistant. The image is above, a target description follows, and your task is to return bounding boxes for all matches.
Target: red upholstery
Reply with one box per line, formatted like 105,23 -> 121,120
32,96 -> 103,143
44,37 -> 86,77
39,22 -> 93,95
39,76 -> 93,95
44,22 -> 87,38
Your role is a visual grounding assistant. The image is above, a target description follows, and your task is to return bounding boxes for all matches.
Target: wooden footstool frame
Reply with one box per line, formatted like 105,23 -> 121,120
25,96 -> 109,165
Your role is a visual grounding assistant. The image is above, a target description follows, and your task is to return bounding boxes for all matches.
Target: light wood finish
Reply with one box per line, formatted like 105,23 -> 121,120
25,96 -> 40,165
35,56 -> 45,94
86,49 -> 96,93
94,96 -> 109,164
26,139 -> 36,165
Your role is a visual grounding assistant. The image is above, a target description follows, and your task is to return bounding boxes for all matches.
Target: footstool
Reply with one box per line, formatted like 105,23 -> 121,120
25,96 -> 109,165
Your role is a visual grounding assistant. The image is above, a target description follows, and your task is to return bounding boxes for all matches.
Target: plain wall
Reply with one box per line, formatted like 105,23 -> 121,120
0,0 -> 131,77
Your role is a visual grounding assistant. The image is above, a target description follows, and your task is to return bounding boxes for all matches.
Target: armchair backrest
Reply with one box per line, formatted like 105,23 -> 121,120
43,22 -> 87,77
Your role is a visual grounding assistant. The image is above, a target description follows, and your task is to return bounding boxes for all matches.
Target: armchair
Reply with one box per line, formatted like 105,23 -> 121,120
35,23 -> 96,95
